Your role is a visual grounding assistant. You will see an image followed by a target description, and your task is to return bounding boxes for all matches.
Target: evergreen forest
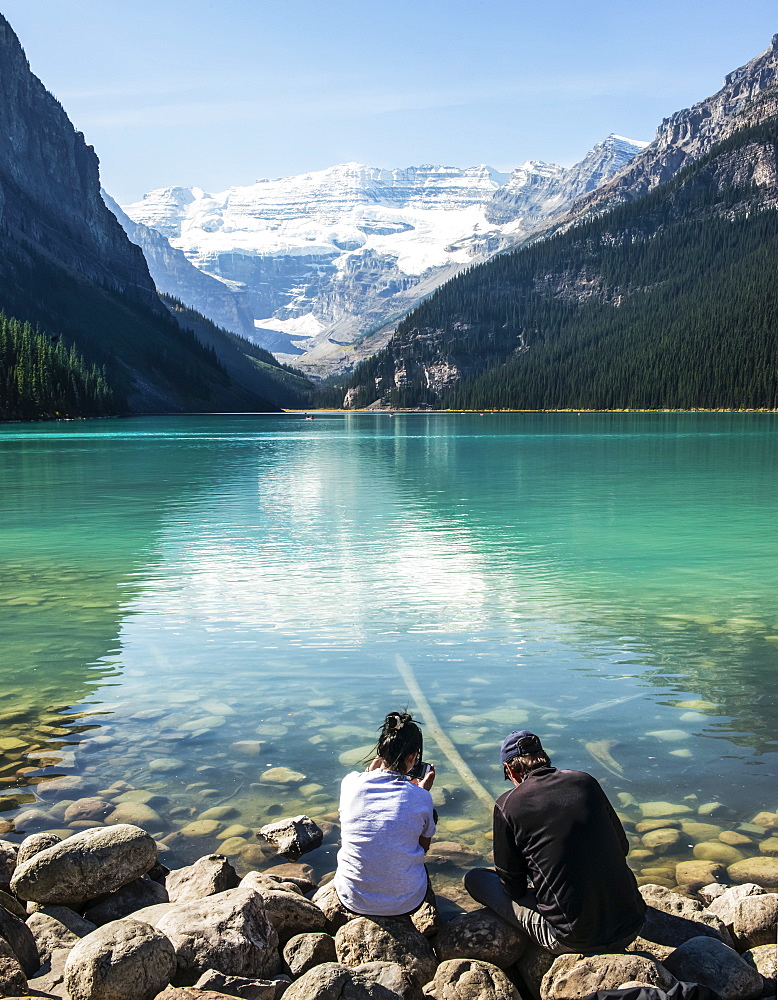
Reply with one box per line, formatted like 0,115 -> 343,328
0,314 -> 117,420
343,119 -> 778,410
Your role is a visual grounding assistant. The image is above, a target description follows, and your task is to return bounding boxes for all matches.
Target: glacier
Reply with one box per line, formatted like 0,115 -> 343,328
120,135 -> 646,376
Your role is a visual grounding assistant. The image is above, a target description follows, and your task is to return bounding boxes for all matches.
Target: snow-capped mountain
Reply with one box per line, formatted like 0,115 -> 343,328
121,137 -> 646,375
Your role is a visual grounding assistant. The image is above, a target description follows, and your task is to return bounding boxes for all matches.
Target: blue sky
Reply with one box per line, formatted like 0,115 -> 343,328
2,1 -> 776,203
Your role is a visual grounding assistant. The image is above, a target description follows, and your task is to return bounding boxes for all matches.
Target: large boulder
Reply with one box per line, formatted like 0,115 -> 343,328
27,944 -> 70,997
242,872 -> 304,896
258,817 -> 324,861
629,884 -> 732,959
727,856 -> 778,889
0,843 -> 16,895
63,917 -> 177,1000
283,932 -> 337,976
730,892 -> 778,950
194,969 -> 291,999
434,908 -> 525,969
311,881 -> 356,934
410,884 -> 440,939
335,915 -> 438,986
166,854 -> 240,903
84,876 -> 169,925
10,824 -> 157,905
156,886 -> 281,986
0,901 -> 39,975
0,936 -> 26,997
741,943 -> 776,990
0,890 -> 26,920
662,935 -> 764,1000
26,907 -> 96,963
706,883 -> 765,927
540,953 -> 675,1000
425,958 -> 521,1000
282,961 -> 411,1000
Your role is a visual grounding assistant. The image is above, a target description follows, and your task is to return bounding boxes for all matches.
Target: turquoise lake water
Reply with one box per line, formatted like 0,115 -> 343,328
0,412 -> 776,889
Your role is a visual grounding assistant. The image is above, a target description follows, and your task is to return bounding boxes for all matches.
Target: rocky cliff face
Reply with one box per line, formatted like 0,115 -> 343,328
122,139 -> 645,376
0,15 -> 158,305
570,36 -> 778,217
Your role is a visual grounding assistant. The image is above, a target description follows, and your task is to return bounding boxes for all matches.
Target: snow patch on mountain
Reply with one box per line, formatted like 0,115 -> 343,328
122,137 -> 646,375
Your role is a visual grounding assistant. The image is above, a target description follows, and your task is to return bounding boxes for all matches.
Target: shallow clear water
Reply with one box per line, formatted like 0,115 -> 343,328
1,413 -> 776,890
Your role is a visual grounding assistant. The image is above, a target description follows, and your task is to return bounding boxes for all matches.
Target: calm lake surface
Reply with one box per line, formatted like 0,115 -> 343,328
1,412 -> 776,891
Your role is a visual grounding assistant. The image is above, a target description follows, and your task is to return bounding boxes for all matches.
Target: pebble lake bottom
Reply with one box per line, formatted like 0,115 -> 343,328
0,412 -> 777,900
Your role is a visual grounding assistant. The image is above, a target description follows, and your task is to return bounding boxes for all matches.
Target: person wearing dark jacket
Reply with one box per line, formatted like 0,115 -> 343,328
464,730 -> 645,956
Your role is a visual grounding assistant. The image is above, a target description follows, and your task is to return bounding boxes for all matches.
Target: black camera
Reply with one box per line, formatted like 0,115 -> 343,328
408,759 -> 431,780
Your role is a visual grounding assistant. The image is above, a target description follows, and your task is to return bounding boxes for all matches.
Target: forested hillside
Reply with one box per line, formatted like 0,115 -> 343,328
342,118 -> 778,410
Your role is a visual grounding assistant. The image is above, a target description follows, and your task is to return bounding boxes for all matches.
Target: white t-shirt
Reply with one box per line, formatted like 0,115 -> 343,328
334,769 -> 436,916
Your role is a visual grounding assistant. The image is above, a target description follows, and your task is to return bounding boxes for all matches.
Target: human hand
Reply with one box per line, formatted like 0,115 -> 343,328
366,757 -> 383,771
419,763 -> 435,790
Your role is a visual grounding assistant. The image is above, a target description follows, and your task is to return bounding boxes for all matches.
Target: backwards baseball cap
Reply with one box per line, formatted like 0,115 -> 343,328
500,730 -> 543,765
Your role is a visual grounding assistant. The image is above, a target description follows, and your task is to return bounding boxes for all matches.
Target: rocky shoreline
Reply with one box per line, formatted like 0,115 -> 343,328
0,819 -> 775,1000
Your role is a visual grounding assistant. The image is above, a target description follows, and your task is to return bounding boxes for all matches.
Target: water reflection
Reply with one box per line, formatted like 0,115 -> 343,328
0,414 -> 776,891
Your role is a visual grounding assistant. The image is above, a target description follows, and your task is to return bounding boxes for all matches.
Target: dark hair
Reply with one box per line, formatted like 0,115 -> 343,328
505,750 -> 551,780
376,711 -> 423,773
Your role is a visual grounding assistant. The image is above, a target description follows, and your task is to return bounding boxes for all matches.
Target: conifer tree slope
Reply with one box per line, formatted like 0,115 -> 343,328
343,118 -> 778,410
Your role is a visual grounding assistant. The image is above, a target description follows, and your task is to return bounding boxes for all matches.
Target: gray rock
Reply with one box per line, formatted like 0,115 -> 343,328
26,908 -> 96,964
16,832 -> 62,866
166,854 -> 240,903
353,960 -> 425,1000
741,943 -> 776,987
426,958 -> 521,1000
128,901 -> 175,926
282,961 -> 408,1000
540,953 -> 676,1000
258,816 -> 324,861
707,883 -> 765,926
63,916 -> 177,1000
0,889 -> 27,920
284,932 -> 337,976
434,907 -> 525,969
629,884 -> 733,959
731,892 -> 778,950
662,935 -> 764,1000
698,883 -> 728,904
83,875 -> 169,925
241,872 -> 304,896
156,886 -> 281,986
335,915 -> 438,986
0,936 -> 27,997
194,969 -> 291,999
311,881 -> 356,933
27,944 -> 70,997
10,824 -> 158,905
0,842 -> 16,892
515,943 -> 555,1000
410,885 -> 440,939
0,900 -> 39,975
257,888 -> 328,944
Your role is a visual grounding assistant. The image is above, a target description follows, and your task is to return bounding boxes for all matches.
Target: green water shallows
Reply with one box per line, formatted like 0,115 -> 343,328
0,412 -> 776,886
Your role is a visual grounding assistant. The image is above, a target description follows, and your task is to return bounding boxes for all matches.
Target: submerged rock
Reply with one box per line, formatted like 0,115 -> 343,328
728,856 -> 778,888
260,768 -> 307,786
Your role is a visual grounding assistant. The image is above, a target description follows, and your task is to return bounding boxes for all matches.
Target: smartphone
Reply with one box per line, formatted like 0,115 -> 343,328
408,759 -> 431,780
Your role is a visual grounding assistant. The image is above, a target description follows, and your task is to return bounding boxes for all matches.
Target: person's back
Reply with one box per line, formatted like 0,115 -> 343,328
336,768 -> 434,916
494,765 -> 645,951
